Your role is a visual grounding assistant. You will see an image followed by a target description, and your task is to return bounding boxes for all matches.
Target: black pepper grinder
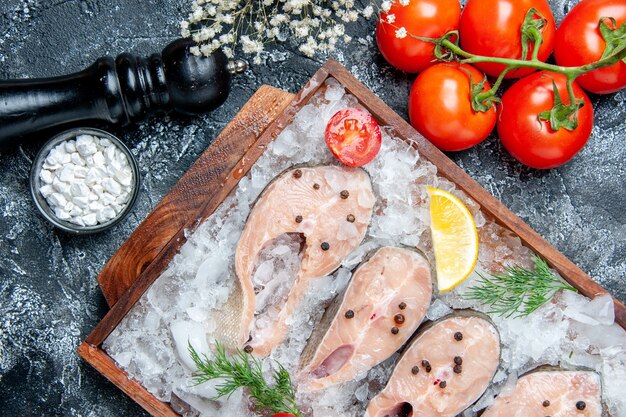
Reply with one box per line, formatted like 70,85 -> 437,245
0,38 -> 247,150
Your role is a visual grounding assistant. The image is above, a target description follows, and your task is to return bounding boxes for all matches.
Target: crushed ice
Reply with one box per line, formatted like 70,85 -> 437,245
104,78 -> 626,417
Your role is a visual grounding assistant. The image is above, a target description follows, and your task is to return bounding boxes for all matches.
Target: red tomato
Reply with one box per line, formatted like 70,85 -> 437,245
554,0 -> 626,94
460,0 -> 556,78
408,63 -> 496,151
376,0 -> 461,73
497,71 -> 594,169
325,108 -> 382,167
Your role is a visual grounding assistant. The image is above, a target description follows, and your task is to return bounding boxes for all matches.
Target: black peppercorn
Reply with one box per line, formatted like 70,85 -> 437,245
243,345 -> 253,353
543,400 -> 550,407
454,331 -> 463,341
321,242 -> 330,251
293,169 -> 302,178
399,302 -> 407,310
439,381 -> 447,389
346,214 -> 355,223
391,327 -> 399,334
394,314 -> 405,324
411,366 -> 419,375
340,190 -> 349,199
345,310 -> 355,319
576,401 -> 586,410
453,364 -> 462,374
295,215 -> 303,223
313,183 -> 320,189
422,360 -> 431,373
454,356 -> 462,365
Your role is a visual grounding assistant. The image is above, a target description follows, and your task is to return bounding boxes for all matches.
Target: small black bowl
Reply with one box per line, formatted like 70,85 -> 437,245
30,128 -> 140,235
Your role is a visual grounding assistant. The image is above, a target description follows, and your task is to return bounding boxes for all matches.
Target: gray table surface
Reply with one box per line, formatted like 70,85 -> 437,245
0,0 -> 624,416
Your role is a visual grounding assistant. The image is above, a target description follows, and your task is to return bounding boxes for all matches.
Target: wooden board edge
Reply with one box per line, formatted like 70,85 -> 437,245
97,85 -> 295,307
77,342 -> 178,417
320,58 -> 626,327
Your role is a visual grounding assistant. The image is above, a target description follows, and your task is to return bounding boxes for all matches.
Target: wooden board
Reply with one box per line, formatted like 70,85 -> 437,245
79,59 -> 626,417
97,85 -> 295,307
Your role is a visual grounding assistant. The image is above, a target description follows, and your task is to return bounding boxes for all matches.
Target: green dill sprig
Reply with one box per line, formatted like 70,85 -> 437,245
463,254 -> 577,318
188,342 -> 301,417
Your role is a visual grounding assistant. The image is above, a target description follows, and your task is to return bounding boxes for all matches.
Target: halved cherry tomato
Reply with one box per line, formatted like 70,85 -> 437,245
325,108 -> 382,167
408,63 -> 496,151
460,0 -> 556,78
497,71 -> 593,169
554,0 -> 626,94
376,0 -> 461,73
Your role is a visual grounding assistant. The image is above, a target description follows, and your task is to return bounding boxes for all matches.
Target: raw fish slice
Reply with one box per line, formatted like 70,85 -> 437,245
298,246 -> 432,391
218,165 -> 375,356
365,312 -> 500,417
482,369 -> 602,417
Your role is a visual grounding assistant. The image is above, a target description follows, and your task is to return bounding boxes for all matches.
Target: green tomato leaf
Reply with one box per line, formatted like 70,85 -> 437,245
520,8 -> 547,61
538,80 -> 584,132
599,17 -> 626,60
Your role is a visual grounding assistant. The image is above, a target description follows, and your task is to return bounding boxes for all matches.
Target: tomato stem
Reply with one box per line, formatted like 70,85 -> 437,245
439,37 -> 626,78
473,67 -> 510,107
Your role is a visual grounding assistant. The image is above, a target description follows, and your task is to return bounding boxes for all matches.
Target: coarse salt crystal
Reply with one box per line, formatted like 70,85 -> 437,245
40,169 -> 54,184
71,152 -> 85,166
92,151 -> 106,166
58,165 -> 75,182
73,166 -> 88,179
73,196 -> 89,208
69,206 -> 83,217
48,193 -> 67,208
102,178 -> 122,196
82,213 -> 97,226
54,207 -> 71,220
65,140 -> 76,153
40,185 -> 54,198
100,193 -> 116,206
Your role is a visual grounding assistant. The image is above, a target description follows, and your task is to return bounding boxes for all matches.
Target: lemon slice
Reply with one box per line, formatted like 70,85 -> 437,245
427,187 -> 479,292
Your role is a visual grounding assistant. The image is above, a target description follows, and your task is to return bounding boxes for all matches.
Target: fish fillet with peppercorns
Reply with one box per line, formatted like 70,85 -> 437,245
482,368 -> 602,417
298,246 -> 433,391
365,311 -> 500,417
213,165 -> 375,357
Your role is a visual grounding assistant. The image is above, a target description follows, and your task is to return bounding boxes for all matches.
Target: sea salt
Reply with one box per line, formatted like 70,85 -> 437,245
38,134 -> 134,226
103,79 -> 626,417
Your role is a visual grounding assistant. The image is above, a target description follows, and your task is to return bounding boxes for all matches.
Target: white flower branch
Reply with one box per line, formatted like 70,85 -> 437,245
180,0 -> 407,63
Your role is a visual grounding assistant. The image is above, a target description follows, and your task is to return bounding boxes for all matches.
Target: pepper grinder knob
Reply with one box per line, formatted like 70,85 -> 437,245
0,38 -> 245,149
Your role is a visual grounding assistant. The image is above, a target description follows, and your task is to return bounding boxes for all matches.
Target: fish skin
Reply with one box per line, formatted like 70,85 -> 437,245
298,246 -> 433,391
481,370 -> 602,417
365,312 -> 501,417
217,165 -> 375,356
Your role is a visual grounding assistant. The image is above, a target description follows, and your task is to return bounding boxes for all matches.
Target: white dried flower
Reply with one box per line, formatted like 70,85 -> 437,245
182,0 -> 377,61
386,14 -> 396,23
362,5 -> 374,19
381,1 -> 392,13
395,26 -> 408,39
399,0 -> 410,6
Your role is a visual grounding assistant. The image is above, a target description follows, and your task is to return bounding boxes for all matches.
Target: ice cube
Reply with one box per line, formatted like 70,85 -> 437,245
426,299 -> 453,321
354,383 -> 368,402
564,292 -> 615,326
170,320 -> 209,370
324,78 -> 345,101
